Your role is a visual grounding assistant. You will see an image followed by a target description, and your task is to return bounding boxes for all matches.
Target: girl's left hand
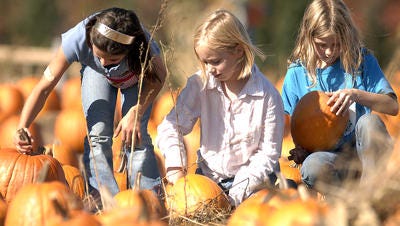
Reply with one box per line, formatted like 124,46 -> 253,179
326,89 -> 356,116
114,105 -> 142,148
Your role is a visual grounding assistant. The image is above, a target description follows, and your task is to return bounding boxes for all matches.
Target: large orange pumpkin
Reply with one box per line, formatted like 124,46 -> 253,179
291,91 -> 349,151
4,181 -> 83,226
0,148 -> 67,204
165,174 -> 231,217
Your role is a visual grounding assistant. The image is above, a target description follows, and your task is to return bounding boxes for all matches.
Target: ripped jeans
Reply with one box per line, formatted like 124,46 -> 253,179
81,66 -> 161,198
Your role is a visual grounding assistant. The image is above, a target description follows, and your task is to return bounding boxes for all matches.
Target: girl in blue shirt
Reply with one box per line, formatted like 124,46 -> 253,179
282,0 -> 398,191
14,8 -> 166,205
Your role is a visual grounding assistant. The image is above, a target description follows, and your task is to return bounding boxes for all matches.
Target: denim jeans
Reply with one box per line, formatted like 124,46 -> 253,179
301,113 -> 392,188
81,66 -> 161,197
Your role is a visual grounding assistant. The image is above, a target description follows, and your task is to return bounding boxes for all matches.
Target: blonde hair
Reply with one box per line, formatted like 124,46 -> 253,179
193,9 -> 264,84
289,0 -> 364,86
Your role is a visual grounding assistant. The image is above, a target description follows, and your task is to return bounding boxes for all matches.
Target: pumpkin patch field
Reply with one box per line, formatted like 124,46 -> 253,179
1,73 -> 400,226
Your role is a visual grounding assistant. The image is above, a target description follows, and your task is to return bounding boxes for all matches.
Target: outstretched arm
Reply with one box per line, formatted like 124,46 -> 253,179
14,46 -> 70,153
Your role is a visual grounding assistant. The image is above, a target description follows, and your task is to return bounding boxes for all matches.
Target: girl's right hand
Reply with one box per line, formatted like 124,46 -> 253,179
165,167 -> 185,184
13,128 -> 34,154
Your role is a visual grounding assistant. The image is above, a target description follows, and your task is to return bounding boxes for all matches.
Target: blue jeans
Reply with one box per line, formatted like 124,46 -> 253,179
301,113 -> 392,188
81,66 -> 161,197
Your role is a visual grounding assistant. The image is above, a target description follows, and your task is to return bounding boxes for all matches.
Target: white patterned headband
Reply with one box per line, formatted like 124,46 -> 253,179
93,22 -> 135,45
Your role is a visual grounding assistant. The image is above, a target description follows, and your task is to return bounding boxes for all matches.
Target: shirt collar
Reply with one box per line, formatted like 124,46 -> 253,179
205,65 -> 265,98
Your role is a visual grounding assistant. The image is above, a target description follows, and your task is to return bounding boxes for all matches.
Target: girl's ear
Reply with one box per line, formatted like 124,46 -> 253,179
234,45 -> 244,57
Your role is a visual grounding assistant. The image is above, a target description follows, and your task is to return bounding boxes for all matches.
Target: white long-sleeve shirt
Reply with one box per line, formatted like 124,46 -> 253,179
157,65 -> 284,203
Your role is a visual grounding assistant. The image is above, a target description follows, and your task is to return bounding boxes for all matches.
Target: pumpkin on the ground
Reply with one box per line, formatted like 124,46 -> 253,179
0,148 -> 66,204
62,165 -> 85,200
4,181 -> 83,226
291,91 -> 349,151
165,174 -> 231,217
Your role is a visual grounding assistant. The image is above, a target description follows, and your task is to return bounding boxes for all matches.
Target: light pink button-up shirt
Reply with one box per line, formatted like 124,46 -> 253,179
157,65 -> 284,198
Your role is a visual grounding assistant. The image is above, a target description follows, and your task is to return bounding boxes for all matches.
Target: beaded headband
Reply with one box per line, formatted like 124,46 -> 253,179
93,22 -> 135,45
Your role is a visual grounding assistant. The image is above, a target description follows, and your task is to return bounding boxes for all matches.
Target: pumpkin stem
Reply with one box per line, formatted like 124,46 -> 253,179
36,160 -> 50,183
277,172 -> 288,190
137,191 -> 151,222
51,197 -> 70,220
134,171 -> 142,190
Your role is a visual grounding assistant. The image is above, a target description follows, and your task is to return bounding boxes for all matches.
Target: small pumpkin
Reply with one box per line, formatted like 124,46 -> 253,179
291,91 -> 349,151
113,172 -> 166,220
165,174 -> 231,217
62,165 -> 86,200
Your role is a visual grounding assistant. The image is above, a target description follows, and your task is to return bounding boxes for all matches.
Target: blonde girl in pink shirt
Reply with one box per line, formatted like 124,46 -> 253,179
157,9 -> 284,206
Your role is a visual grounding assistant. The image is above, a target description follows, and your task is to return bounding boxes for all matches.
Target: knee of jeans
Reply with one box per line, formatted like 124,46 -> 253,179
301,155 -> 326,185
356,114 -> 385,132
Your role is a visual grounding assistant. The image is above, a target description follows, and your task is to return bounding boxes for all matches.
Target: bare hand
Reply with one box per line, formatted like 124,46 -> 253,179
114,105 -> 142,148
166,167 -> 185,185
13,128 -> 34,154
326,89 -> 357,116
287,146 -> 310,164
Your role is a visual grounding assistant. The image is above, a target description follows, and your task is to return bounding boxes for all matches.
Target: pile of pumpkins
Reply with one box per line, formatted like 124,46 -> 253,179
0,72 -> 400,225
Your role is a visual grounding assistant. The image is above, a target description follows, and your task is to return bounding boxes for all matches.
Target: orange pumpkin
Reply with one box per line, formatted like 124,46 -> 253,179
227,188 -> 300,226
62,165 -> 86,200
4,181 -> 83,226
150,91 -> 178,127
17,76 -> 61,115
291,91 -> 349,151
0,84 -> 24,118
112,189 -> 166,221
54,109 -> 86,153
0,115 -> 43,151
264,198 -> 328,226
45,143 -> 80,168
61,76 -> 82,111
165,174 -> 231,217
47,210 -> 101,226
279,157 -> 302,184
98,207 -> 168,226
0,148 -> 67,204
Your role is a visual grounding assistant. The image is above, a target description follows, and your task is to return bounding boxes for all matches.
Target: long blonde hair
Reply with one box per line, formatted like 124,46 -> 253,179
193,9 -> 264,84
289,0 -> 364,86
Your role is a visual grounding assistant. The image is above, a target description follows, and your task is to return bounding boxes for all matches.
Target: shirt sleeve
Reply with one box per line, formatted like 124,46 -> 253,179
281,66 -> 302,115
61,18 -> 90,64
156,74 -> 202,169
363,53 -> 396,98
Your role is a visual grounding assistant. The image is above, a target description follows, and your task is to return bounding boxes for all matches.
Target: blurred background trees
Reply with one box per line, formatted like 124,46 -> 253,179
0,0 -> 398,87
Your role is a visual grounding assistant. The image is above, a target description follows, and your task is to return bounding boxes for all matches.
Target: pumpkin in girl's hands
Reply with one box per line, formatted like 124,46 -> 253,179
290,91 -> 349,152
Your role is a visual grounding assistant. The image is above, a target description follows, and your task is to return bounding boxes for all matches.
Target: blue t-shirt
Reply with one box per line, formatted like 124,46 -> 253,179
61,14 -> 160,85
281,51 -> 396,149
